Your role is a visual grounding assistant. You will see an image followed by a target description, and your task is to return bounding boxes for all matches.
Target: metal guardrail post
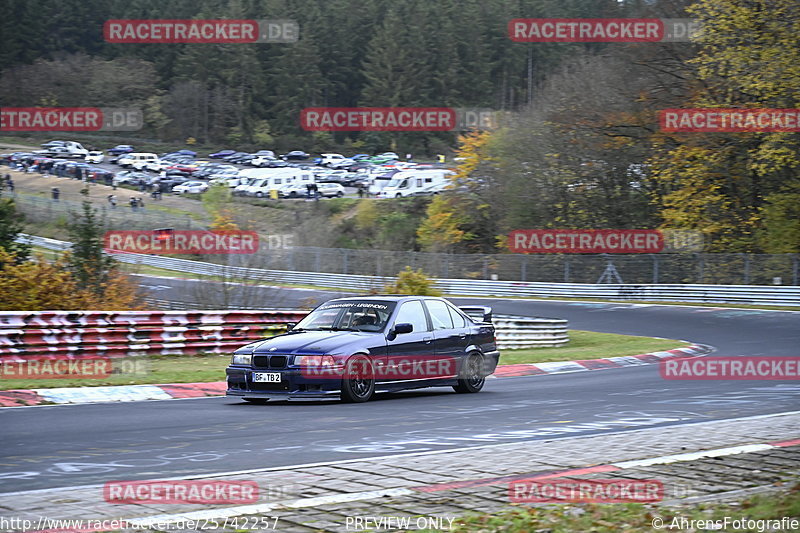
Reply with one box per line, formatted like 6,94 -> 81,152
652,254 -> 660,284
521,255 -> 527,282
743,253 -> 751,285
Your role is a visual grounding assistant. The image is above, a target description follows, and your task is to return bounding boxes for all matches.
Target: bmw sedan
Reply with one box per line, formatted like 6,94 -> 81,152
226,296 -> 500,403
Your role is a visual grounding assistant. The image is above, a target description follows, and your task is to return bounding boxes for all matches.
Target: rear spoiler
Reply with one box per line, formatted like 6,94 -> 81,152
459,306 -> 492,323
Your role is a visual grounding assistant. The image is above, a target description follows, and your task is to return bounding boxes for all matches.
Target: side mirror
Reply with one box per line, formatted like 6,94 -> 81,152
387,322 -> 413,341
286,322 -> 297,330
394,323 -> 413,334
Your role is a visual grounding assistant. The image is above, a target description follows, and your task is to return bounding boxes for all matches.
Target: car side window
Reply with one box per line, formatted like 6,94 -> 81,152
394,300 -> 429,333
425,300 -> 454,330
446,304 -> 467,328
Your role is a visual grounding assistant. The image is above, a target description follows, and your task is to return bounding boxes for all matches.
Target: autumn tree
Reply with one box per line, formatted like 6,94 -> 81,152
0,188 -> 29,262
0,249 -> 140,311
649,0 -> 800,252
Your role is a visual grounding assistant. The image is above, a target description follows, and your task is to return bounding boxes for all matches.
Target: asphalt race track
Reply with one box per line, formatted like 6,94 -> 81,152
1,280 -> 798,493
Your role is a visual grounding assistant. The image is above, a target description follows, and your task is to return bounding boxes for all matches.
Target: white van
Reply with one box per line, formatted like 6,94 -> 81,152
119,153 -> 159,170
375,170 -> 454,198
42,141 -> 88,158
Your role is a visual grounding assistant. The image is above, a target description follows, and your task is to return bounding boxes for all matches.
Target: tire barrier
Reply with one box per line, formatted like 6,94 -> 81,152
493,315 -> 569,349
0,310 -> 566,359
0,310 -> 306,360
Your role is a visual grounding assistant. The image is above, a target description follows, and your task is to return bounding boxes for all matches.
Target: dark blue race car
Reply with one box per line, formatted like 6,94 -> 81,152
226,296 -> 500,403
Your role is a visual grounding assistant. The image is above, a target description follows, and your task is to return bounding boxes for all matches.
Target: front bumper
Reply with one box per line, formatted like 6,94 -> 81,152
226,366 -> 343,400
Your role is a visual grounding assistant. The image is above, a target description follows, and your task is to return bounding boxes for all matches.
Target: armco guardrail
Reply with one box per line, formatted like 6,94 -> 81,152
0,310 -> 306,359
0,310 -> 565,358
21,235 -> 800,306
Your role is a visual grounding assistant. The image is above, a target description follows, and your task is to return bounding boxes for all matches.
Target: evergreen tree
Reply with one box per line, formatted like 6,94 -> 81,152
66,199 -> 117,296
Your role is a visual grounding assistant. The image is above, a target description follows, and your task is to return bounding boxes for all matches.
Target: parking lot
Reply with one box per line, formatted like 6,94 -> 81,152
1,144 -> 454,201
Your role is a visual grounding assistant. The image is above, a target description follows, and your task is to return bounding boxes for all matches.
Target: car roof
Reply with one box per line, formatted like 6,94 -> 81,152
325,295 -> 444,303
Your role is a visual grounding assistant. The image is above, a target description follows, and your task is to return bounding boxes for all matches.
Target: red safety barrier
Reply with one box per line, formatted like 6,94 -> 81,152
0,310 -> 307,360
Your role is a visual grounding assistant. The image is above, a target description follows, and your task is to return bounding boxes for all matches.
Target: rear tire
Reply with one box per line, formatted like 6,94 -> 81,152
453,352 -> 485,393
340,355 -> 375,403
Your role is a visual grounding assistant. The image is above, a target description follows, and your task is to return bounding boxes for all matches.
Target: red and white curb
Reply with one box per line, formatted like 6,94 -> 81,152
0,344 -> 711,407
492,343 -> 711,378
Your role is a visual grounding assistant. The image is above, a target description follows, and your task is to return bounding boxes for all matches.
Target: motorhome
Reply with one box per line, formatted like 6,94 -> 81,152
375,169 -> 454,198
236,168 -> 315,197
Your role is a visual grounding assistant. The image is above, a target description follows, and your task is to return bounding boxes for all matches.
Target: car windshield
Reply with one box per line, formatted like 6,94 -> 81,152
293,301 -> 396,332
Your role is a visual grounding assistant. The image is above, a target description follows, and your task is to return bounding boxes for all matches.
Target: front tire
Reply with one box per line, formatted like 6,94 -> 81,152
453,352 -> 485,393
340,355 -> 375,403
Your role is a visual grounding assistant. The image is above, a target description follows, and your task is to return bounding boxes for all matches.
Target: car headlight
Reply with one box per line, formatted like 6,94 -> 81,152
231,352 -> 253,365
294,355 -> 336,367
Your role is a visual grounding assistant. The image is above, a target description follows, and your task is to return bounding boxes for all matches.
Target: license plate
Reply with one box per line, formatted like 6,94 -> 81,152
252,372 -> 282,383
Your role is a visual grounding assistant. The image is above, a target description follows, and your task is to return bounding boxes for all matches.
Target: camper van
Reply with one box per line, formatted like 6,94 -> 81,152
375,170 -> 454,198
118,153 -> 159,170
236,168 -> 314,197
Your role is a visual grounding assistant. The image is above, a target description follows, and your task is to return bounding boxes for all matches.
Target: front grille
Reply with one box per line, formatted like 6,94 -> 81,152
269,355 -> 287,369
252,354 -> 288,369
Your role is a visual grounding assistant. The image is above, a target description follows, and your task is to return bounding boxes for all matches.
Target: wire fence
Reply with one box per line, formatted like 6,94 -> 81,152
9,194 -> 799,285
220,247 -> 799,286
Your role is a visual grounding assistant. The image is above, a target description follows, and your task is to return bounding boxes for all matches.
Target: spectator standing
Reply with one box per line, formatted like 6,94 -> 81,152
51,187 -> 60,201
107,194 -> 117,208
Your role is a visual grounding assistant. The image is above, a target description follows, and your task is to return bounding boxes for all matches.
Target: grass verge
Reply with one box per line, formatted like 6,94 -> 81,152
432,485 -> 800,533
500,330 -> 689,365
0,353 -> 231,390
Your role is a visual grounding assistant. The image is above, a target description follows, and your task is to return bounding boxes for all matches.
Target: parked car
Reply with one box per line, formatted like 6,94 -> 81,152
226,296 -> 499,403
251,155 -> 280,167
282,150 -> 310,161
108,144 -> 134,155
166,162 -> 200,175
209,149 -> 236,159
230,154 -> 256,165
85,151 -> 104,164
369,152 -> 400,164
172,181 -> 209,194
277,183 -> 309,198
253,150 -> 276,158
222,151 -> 250,162
317,182 -> 346,198
317,153 -> 346,166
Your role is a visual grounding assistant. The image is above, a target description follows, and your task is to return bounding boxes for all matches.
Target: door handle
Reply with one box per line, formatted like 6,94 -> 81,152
423,337 -> 432,343
458,333 -> 467,339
